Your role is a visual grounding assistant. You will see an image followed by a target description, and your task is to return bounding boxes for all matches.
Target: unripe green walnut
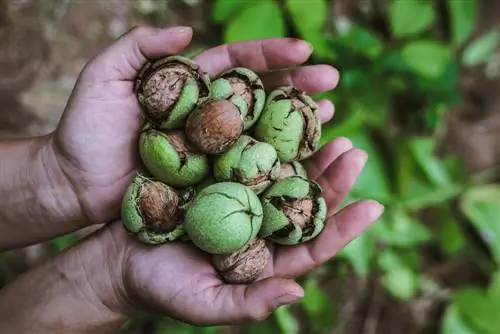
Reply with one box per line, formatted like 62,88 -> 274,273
135,55 -> 210,130
254,86 -> 321,162
212,237 -> 270,284
184,182 -> 263,254
278,161 -> 308,180
139,127 -> 209,188
259,176 -> 327,245
214,135 -> 280,194
209,67 -> 265,130
121,174 -> 188,244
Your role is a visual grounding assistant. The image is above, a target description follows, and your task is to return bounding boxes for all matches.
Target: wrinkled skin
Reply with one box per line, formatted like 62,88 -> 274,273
27,26 -> 384,327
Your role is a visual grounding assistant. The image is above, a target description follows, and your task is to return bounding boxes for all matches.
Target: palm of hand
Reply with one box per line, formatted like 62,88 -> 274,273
52,26 -> 383,324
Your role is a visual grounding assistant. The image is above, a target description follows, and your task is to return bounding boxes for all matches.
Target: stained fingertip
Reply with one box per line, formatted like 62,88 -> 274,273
293,38 -> 314,58
316,100 -> 334,123
365,199 -> 385,221
315,65 -> 340,91
351,149 -> 368,168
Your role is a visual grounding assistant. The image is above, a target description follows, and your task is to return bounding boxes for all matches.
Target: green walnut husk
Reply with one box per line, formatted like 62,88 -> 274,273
139,127 -> 210,188
214,135 -> 280,194
121,174 -> 192,244
259,176 -> 327,245
254,86 -> 321,163
278,161 -> 308,180
134,55 -> 210,130
209,67 -> 265,130
184,182 -> 263,254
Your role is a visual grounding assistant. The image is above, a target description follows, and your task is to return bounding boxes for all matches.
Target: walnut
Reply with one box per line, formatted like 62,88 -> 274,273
212,238 -> 270,284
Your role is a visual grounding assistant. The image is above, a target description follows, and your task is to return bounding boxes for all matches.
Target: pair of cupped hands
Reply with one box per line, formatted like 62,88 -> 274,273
38,26 -> 384,325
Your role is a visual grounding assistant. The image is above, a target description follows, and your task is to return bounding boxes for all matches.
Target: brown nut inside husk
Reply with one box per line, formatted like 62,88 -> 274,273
134,56 -> 210,130
212,238 -> 270,284
185,99 -> 244,154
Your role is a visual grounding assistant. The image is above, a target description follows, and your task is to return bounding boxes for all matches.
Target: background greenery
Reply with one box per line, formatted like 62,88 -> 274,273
1,0 -> 499,333
115,1 -> 500,333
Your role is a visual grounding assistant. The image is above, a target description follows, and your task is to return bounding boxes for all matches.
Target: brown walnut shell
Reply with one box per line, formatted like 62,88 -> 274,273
185,99 -> 244,154
212,238 -> 270,284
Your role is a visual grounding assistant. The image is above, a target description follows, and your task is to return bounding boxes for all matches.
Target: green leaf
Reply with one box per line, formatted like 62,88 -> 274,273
212,0 -> 245,23
274,305 -> 299,334
462,30 -> 500,67
408,137 -> 452,187
224,1 -> 286,43
441,304 -> 477,334
320,112 -> 366,146
381,267 -> 419,301
301,278 -> 336,332
348,131 -> 394,203
460,185 -> 500,264
448,0 -> 478,46
373,207 -> 432,247
285,0 -> 334,60
454,287 -> 500,333
389,0 -> 435,38
285,0 -> 327,31
436,206 -> 465,255
337,231 -> 375,277
338,23 -> 384,58
402,41 -> 452,79
246,321 -> 279,334
488,271 -> 500,301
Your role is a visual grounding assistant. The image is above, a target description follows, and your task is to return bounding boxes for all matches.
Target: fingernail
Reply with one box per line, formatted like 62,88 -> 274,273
275,292 -> 303,307
376,201 -> 385,213
306,41 -> 314,52
355,150 -> 368,167
170,26 -> 192,34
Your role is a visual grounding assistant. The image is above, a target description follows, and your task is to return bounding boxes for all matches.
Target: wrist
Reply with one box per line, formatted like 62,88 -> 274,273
0,134 -> 90,251
38,134 -> 91,228
0,223 -> 128,333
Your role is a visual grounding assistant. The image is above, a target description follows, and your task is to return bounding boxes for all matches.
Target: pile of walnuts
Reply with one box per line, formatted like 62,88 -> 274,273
121,55 -> 327,284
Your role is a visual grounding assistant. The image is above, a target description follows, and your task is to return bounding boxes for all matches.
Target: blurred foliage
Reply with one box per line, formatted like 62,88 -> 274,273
46,0 -> 500,333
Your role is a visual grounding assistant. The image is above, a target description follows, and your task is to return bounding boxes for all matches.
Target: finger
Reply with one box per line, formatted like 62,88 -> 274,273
198,278 -> 304,325
194,38 -> 312,77
316,148 -> 368,214
273,200 -> 384,278
305,137 -> 353,180
316,100 -> 335,123
260,65 -> 340,93
84,25 -> 193,81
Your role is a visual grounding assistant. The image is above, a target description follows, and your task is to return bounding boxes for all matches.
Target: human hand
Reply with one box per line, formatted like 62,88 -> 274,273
113,138 -> 383,325
50,25 -> 342,225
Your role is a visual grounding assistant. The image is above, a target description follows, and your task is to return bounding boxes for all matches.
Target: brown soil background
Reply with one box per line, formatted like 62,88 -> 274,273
1,0 -> 500,333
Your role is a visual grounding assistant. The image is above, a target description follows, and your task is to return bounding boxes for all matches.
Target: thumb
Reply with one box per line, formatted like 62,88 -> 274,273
202,277 -> 304,325
84,25 -> 193,81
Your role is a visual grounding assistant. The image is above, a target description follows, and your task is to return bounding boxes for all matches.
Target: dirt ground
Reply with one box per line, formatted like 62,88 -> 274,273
1,0 -> 500,333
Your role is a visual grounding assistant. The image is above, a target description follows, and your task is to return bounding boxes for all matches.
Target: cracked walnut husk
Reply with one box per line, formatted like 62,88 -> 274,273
209,67 -> 265,130
135,55 -> 210,130
254,86 -> 321,163
121,173 -> 188,244
214,135 -> 280,194
259,176 -> 327,245
138,126 -> 210,188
